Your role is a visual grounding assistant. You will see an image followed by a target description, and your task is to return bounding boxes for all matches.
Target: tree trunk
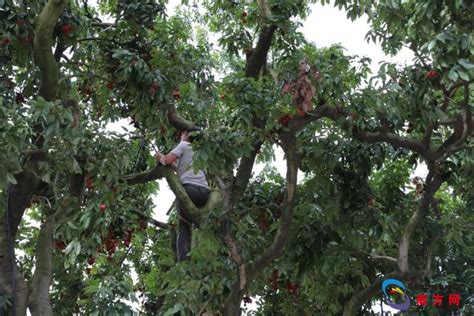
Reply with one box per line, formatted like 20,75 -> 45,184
1,170 -> 42,315
222,294 -> 243,316
28,216 -> 55,316
0,229 -> 28,315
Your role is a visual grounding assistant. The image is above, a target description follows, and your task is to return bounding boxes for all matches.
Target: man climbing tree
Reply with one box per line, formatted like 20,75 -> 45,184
155,128 -> 210,261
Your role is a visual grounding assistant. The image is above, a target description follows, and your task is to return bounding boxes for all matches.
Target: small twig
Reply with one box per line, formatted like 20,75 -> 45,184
198,298 -> 211,316
130,209 -> 172,230
76,37 -> 123,46
166,199 -> 176,215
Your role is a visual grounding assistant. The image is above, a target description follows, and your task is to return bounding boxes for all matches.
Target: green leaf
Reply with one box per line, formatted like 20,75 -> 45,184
72,159 -> 82,174
458,59 -> 474,70
6,173 -> 17,185
457,69 -> 470,81
448,68 -> 459,81
163,303 -> 184,316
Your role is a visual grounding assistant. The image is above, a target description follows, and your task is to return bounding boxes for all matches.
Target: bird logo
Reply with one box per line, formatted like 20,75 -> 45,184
381,279 -> 411,311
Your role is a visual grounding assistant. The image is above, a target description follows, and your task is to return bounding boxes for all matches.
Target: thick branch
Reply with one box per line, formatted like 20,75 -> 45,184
164,103 -> 196,131
230,140 -> 263,206
28,216 -> 55,316
34,0 -> 69,101
230,20 -> 278,205
370,254 -> 398,264
161,167 -> 202,224
123,165 -> 165,185
245,25 -> 277,78
398,171 -> 444,273
354,129 -> 430,159
250,132 -> 299,274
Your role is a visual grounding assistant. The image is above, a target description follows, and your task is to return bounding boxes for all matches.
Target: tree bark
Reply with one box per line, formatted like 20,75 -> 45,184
0,218 -> 30,316
28,217 -> 55,316
34,0 -> 70,101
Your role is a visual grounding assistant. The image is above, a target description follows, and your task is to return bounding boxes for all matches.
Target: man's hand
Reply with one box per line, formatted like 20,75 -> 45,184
155,152 -> 163,161
155,151 -> 178,165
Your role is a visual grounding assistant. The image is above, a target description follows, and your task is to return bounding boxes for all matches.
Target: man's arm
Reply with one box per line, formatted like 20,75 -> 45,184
155,152 -> 179,165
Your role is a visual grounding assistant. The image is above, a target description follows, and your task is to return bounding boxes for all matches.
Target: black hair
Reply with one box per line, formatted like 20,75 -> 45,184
186,127 -> 202,143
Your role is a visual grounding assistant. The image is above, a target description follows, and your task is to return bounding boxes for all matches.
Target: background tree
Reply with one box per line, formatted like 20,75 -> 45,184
0,0 -> 472,315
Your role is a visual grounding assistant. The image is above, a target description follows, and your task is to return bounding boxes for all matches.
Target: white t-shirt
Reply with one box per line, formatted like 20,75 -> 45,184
171,141 -> 209,189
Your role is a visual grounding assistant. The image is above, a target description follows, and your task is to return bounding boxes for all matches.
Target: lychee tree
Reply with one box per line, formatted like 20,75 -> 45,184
0,0 -> 473,315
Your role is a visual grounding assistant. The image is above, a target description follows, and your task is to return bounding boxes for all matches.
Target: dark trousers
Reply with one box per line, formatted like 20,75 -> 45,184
176,183 -> 210,262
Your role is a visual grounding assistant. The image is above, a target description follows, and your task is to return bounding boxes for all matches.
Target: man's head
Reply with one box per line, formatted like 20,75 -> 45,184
181,127 -> 202,143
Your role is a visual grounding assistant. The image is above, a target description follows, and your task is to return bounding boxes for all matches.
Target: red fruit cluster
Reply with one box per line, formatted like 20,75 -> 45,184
243,296 -> 252,304
367,196 -> 375,207
62,24 -> 73,37
54,241 -> 66,250
104,236 -> 118,255
138,219 -> 147,231
87,256 -> 96,265
124,229 -> 133,247
270,270 -> 279,292
425,70 -> 439,79
286,281 -> 299,295
106,82 -> 114,90
85,175 -> 93,190
219,94 -> 225,101
22,35 -> 33,45
99,203 -> 107,212
148,82 -> 160,96
173,88 -> 181,100
81,87 -> 93,95
279,114 -> 292,127
258,213 -> 269,232
296,109 -> 306,117
15,93 -> 25,104
2,37 -> 10,46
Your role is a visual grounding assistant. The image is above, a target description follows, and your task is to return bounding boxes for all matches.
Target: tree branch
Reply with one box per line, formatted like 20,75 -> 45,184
230,140 -> 263,206
354,129 -> 430,159
130,209 -> 172,230
164,103 -> 197,131
123,165 -> 165,185
28,216 -> 55,315
398,171 -> 444,273
34,0 -> 69,101
245,24 -> 277,78
230,19 -> 278,206
161,167 -> 203,224
250,131 -> 299,274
